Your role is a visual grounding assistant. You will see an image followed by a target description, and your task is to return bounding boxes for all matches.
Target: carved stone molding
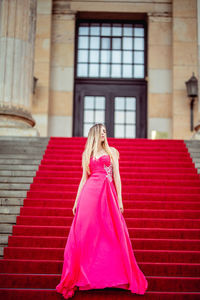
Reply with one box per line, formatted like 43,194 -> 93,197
147,12 -> 172,22
53,0 -> 77,15
0,105 -> 35,127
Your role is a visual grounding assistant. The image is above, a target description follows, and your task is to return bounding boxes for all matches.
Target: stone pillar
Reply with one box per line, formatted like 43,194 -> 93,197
147,12 -> 172,139
172,0 -> 198,139
0,0 -> 39,136
48,6 -> 76,137
32,0 -> 53,137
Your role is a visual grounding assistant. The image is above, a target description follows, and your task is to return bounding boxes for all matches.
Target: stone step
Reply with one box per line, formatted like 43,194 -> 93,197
0,234 -> 9,245
185,139 -> 200,144
0,177 -> 33,183
184,142 -> 200,151
0,224 -> 13,234
0,142 -> 47,147
186,145 -> 200,148
188,150 -> 200,154
0,165 -> 38,171
0,159 -> 41,165
185,139 -> 200,143
185,144 -> 200,147
0,183 -> 31,190
0,137 -> 48,261
0,190 -> 27,198
0,137 -> 48,142
0,206 -> 20,215
0,141 -> 47,146
0,233 -> 10,259
0,136 -> 49,141
0,214 -> 17,223
189,153 -> 200,158
184,140 -> 200,175
0,198 -> 24,206
193,158 -> 200,163
187,145 -> 200,149
0,148 -> 47,155
0,247 -> 4,258
0,154 -> 44,159
0,170 -> 36,177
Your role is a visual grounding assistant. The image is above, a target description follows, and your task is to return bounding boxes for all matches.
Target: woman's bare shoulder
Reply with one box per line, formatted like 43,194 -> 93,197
110,146 -> 119,159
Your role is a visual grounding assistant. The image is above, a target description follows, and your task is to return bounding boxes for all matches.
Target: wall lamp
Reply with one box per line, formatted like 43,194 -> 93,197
185,72 -> 198,131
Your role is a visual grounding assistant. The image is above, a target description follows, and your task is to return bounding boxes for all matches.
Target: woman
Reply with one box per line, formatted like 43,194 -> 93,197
56,123 -> 148,298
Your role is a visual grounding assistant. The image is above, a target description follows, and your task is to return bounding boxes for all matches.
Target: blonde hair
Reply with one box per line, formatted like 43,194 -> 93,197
82,123 -> 119,175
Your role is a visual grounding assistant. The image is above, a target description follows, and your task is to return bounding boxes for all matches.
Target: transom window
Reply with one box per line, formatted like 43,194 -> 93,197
77,22 -> 145,79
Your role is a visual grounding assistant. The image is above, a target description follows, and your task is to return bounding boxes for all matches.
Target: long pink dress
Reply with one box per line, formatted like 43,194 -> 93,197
56,154 -> 148,298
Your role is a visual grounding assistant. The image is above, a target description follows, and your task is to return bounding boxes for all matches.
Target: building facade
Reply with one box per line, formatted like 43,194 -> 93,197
1,0 -> 200,139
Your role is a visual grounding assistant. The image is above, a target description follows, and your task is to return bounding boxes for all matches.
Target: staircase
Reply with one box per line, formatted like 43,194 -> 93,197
184,140 -> 200,174
0,137 -> 200,299
0,137 -> 49,259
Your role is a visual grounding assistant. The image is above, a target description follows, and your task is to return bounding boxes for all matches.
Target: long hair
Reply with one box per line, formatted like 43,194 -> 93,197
82,123 -> 117,175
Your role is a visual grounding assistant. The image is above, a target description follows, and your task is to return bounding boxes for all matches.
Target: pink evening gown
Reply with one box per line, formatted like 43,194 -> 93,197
56,154 -> 148,298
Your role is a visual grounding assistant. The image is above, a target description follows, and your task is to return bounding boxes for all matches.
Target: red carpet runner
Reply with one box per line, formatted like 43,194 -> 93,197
0,137 -> 200,299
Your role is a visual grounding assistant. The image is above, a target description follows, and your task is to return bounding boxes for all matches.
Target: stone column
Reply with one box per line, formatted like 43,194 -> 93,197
0,0 -> 38,136
48,10 -> 76,137
147,12 -> 172,139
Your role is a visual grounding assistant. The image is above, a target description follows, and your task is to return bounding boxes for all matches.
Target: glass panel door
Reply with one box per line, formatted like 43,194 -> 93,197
114,97 -> 136,138
74,83 -> 147,138
83,96 -> 106,137
74,19 -> 147,138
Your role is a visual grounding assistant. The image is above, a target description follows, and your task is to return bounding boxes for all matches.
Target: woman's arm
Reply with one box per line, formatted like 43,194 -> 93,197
74,166 -> 88,205
110,147 -> 123,207
74,153 -> 89,205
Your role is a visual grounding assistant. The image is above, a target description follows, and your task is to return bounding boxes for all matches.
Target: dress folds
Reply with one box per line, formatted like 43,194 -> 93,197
56,154 -> 148,298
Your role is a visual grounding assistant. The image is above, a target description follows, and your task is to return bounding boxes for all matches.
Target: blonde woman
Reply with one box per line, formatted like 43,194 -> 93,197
56,123 -> 148,298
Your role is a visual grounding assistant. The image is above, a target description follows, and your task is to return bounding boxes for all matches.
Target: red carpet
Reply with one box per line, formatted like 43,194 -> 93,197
0,137 -> 200,299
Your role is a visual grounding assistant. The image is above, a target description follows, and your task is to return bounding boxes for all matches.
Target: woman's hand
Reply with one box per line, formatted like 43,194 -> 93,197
119,202 -> 124,213
72,203 -> 77,215
118,194 -> 124,213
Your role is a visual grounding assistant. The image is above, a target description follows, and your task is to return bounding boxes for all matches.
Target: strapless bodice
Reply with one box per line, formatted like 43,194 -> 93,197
89,154 -> 113,182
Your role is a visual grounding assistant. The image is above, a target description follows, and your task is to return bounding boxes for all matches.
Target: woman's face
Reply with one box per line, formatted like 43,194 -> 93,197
100,126 -> 106,142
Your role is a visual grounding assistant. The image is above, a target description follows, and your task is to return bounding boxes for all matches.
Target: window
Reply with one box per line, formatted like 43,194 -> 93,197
83,96 -> 106,137
114,97 -> 136,138
77,22 -> 145,79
